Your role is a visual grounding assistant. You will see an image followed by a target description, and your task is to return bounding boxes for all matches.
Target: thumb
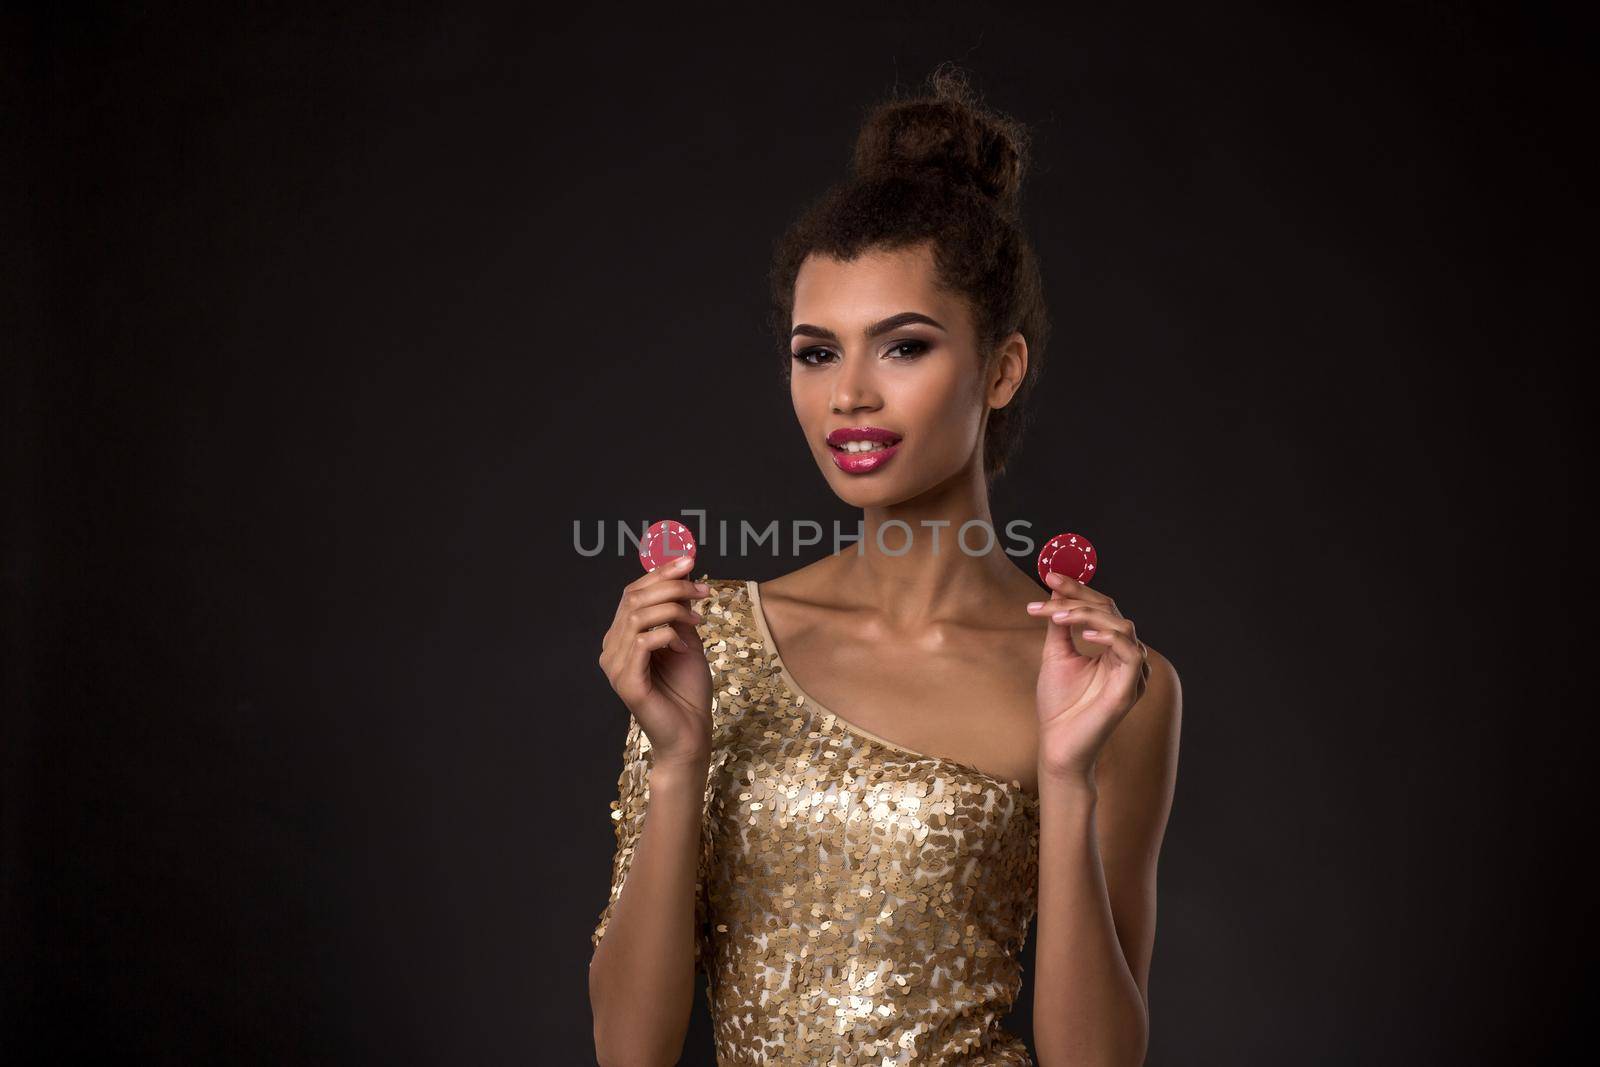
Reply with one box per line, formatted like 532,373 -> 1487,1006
668,616 -> 700,655
1041,602 -> 1083,663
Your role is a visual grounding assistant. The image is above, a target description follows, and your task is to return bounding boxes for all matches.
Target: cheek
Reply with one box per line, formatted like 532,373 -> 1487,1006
893,365 -> 984,441
790,375 -> 829,435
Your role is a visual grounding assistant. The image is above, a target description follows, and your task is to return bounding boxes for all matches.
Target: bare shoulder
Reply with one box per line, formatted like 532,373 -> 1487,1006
695,561 -> 837,634
753,555 -> 847,611
1100,644 -> 1182,779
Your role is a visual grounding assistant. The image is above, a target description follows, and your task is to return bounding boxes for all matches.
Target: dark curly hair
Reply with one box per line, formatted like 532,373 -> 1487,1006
767,62 -> 1051,484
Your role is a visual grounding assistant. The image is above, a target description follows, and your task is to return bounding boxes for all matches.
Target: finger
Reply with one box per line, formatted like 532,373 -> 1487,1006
1078,627 -> 1144,668
621,583 -> 709,630
625,601 -> 704,638
631,578 -> 711,610
1039,596 -> 1084,661
1042,570 -> 1115,608
668,616 -> 703,656
626,552 -> 697,590
617,559 -> 706,623
1025,600 -> 1127,626
643,550 -> 698,576
603,597 -> 697,663
1041,605 -> 1133,638
620,624 -> 681,700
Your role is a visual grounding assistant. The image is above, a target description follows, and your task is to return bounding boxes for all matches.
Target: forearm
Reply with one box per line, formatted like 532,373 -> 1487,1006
1031,773 -> 1148,1067
588,759 -> 706,1067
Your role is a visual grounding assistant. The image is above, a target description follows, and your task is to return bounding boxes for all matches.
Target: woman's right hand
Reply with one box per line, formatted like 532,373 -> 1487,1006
598,553 -> 713,769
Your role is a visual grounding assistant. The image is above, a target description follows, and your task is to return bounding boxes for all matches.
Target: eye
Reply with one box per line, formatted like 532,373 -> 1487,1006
791,347 -> 836,367
790,341 -> 929,366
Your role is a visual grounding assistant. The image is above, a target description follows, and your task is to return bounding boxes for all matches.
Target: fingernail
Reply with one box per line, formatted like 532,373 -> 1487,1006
1082,629 -> 1100,635
1027,601 -> 1044,610
694,582 -> 710,594
1052,610 -> 1072,621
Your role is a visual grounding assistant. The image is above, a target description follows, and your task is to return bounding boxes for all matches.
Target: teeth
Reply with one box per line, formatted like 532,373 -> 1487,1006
840,439 -> 894,452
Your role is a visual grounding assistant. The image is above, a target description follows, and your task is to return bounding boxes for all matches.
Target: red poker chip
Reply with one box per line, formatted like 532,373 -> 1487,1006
639,519 -> 697,572
1036,531 -> 1097,585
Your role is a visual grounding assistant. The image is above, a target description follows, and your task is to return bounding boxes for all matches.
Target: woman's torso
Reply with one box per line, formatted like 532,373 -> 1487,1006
692,577 -> 1041,1065
748,565 -> 1045,794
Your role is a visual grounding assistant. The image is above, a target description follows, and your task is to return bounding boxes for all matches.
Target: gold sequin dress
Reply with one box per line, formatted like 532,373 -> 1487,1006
592,578 -> 1041,1065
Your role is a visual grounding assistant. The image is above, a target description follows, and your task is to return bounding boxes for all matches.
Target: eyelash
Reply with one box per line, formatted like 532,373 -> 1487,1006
791,340 -> 930,367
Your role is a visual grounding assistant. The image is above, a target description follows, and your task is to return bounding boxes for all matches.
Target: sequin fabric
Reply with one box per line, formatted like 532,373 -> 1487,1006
593,578 -> 1041,1065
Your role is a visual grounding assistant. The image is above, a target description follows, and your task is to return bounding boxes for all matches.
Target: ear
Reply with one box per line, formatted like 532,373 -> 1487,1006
986,331 -> 1029,411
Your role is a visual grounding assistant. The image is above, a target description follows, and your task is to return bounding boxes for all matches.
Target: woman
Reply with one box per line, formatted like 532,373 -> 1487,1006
589,64 -> 1182,1067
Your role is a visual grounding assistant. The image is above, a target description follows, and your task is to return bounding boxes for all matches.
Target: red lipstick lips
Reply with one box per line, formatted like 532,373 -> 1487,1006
826,426 -> 903,475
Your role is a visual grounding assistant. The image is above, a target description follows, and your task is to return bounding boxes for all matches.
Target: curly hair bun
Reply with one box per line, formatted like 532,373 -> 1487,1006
849,63 -> 1030,214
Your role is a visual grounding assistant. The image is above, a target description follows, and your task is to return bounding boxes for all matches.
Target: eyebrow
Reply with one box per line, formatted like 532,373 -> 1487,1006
790,311 -> 948,343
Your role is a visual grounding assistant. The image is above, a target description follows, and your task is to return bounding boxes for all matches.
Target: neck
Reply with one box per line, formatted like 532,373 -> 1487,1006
832,461 -> 1017,624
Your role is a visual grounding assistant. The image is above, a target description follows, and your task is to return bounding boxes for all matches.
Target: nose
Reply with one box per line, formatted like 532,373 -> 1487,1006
830,351 -> 881,415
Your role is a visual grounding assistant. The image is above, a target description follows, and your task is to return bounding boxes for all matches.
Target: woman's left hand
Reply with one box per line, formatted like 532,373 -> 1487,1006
1026,570 -> 1152,785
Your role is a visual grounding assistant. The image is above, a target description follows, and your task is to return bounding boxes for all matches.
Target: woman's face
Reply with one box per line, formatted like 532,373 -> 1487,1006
788,242 -> 1012,508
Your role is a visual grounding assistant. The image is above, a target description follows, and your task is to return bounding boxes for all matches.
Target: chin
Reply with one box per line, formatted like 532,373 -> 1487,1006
832,485 -> 904,509
821,469 -> 912,509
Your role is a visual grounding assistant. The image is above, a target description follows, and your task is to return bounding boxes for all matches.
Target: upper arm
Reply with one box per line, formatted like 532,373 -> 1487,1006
591,576 -> 726,970
591,713 -> 655,955
590,712 -> 714,971
1093,646 -> 1182,1007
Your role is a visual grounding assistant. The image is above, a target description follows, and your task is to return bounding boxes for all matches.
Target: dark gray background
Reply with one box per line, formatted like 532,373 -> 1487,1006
4,2 -> 1586,1063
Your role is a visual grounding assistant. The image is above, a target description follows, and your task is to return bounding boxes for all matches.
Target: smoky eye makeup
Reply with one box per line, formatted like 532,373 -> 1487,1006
888,339 -> 931,358
790,339 -> 933,365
